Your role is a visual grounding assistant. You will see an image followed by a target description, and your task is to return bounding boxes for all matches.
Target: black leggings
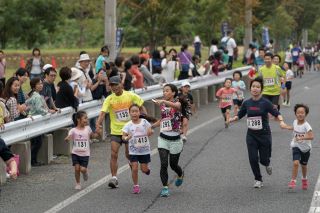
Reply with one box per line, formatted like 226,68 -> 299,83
158,148 -> 183,186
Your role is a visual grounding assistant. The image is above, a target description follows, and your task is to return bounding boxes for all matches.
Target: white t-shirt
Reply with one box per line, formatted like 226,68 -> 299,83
290,120 -> 312,152
285,51 -> 293,63
209,45 -> 218,56
221,37 -> 237,56
122,119 -> 151,155
68,126 -> 92,156
286,70 -> 294,82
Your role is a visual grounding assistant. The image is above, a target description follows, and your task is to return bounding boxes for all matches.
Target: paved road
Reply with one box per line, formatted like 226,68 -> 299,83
1,71 -> 320,213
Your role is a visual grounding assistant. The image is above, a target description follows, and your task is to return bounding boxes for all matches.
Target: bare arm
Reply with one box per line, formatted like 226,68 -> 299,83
95,111 -> 106,135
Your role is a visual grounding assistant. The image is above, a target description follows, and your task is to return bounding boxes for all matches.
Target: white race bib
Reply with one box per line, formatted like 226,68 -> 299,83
222,94 -> 232,103
115,109 -> 130,121
160,118 -> 172,132
247,116 -> 262,130
73,140 -> 89,152
264,78 -> 275,86
134,135 -> 150,148
292,51 -> 298,56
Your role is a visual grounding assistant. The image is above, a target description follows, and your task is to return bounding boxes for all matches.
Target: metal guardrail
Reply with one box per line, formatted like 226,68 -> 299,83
1,66 -> 251,145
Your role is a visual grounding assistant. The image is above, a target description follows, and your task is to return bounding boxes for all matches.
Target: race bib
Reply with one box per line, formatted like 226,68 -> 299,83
73,140 -> 89,152
247,116 -> 262,130
294,132 -> 305,141
160,118 -> 172,132
134,135 -> 150,148
264,78 -> 275,86
115,109 -> 130,121
292,51 -> 298,56
222,94 -> 232,103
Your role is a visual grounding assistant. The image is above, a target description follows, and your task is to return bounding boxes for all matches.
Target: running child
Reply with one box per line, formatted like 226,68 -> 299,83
179,81 -> 194,143
232,71 -> 246,116
122,104 -> 153,194
216,78 -> 238,128
65,110 -> 99,190
297,53 -> 305,78
283,63 -> 294,106
282,104 -> 313,190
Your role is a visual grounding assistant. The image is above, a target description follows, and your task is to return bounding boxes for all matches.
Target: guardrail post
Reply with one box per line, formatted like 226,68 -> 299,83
53,128 -> 72,156
208,85 -> 216,103
191,89 -> 200,109
37,134 -> 53,165
144,101 -> 155,118
0,158 -> 6,184
200,87 -> 208,105
11,141 -> 31,174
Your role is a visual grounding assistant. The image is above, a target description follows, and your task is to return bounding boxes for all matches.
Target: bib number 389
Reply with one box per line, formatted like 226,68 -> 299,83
247,116 -> 262,130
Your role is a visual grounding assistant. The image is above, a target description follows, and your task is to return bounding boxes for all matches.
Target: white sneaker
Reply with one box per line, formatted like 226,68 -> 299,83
254,180 -> 263,188
286,102 -> 290,107
282,102 -> 287,106
181,135 -> 187,143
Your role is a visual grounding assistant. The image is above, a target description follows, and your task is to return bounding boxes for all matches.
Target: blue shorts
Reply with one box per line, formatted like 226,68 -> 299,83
72,154 -> 89,168
129,154 -> 151,164
292,147 -> 310,165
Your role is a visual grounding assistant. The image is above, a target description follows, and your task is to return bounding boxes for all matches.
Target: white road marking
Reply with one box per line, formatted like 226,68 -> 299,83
309,180 -> 320,212
43,115 -> 222,213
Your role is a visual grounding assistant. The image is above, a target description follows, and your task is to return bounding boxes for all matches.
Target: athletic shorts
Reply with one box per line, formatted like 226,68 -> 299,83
233,99 -> 243,107
292,147 -> 310,165
129,154 -> 151,164
72,154 -> 89,168
110,135 -> 128,145
262,94 -> 280,106
285,81 -> 292,90
220,105 -> 232,114
158,135 -> 183,155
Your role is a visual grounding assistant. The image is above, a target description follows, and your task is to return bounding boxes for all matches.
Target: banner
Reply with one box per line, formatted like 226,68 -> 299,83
116,28 -> 124,54
221,22 -> 228,37
262,27 -> 269,46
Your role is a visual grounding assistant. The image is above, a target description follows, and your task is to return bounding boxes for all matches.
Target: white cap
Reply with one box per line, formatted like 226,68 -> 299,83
181,81 -> 191,87
43,64 -> 53,71
78,54 -> 91,62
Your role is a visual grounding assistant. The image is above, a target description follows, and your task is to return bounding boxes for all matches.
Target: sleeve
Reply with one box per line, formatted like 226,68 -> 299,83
216,88 -> 223,97
144,119 -> 152,128
161,58 -> 168,69
231,39 -> 237,48
87,126 -> 93,135
131,93 -> 144,106
266,99 -> 280,117
240,81 -> 246,90
68,128 -> 74,137
305,122 -> 312,132
101,97 -> 110,113
122,122 -> 130,134
237,101 -> 247,119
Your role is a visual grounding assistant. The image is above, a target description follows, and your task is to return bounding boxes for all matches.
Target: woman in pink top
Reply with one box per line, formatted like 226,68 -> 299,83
130,55 -> 144,89
216,78 -> 237,128
65,111 -> 99,190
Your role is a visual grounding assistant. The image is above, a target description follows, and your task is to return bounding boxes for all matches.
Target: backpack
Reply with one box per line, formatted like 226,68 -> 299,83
220,37 -> 230,51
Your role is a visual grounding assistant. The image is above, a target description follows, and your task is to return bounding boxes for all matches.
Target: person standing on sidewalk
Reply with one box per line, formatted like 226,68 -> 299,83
229,77 -> 288,188
95,76 -> 147,188
26,48 -> 44,80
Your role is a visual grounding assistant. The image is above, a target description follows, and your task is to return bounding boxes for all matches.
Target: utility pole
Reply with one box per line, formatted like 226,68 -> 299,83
105,0 -> 117,61
244,0 -> 252,52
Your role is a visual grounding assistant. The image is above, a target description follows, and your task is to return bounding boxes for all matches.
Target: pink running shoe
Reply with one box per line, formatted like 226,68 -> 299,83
302,179 -> 309,190
75,183 -> 81,190
132,185 -> 140,194
288,180 -> 296,189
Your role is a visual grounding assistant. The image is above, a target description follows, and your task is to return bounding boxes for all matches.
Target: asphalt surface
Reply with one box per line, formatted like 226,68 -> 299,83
1,71 -> 320,213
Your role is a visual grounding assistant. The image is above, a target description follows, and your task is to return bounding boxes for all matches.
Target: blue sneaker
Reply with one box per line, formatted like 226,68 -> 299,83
175,172 -> 184,187
160,186 -> 169,197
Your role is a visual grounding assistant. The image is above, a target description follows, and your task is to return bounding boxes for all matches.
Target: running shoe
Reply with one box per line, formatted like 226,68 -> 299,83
266,165 -> 272,175
108,177 -> 119,188
75,183 -> 81,190
160,186 -> 169,197
181,135 -> 187,143
253,180 -> 263,188
286,102 -> 291,107
175,171 -> 184,187
288,179 -> 296,189
83,172 -> 88,181
302,178 -> 309,190
282,101 -> 287,106
132,185 -> 141,194
225,122 -> 229,128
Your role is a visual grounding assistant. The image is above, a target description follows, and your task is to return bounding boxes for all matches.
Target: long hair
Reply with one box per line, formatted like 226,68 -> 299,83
2,77 -> 19,100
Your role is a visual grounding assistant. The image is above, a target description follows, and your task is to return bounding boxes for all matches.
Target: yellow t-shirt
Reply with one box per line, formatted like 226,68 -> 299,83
101,91 -> 144,135
256,64 -> 285,96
